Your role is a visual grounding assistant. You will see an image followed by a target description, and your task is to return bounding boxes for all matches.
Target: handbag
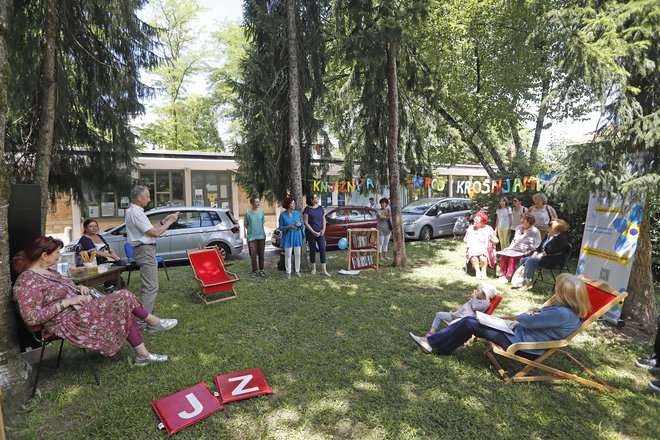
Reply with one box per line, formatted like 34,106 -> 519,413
510,264 -> 526,288
387,218 -> 393,231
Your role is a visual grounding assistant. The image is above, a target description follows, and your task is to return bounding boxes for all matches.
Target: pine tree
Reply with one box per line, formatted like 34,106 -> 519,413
5,0 -> 160,218
0,0 -> 31,413
233,0 -> 328,202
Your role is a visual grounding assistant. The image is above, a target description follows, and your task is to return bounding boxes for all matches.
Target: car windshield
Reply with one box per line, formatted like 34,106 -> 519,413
402,200 -> 436,215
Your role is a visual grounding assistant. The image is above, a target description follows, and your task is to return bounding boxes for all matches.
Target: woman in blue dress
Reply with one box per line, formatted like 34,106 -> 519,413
278,197 -> 304,278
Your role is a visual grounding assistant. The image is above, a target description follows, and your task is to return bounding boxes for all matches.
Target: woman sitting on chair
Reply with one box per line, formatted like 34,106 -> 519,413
409,273 -> 591,357
517,219 -> 570,291
78,218 -> 120,264
464,212 -> 499,279
13,236 -> 177,366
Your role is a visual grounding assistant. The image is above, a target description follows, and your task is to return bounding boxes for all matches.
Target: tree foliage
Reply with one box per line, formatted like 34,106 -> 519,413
138,0 -> 223,151
5,0 -> 158,207
232,0 -> 328,202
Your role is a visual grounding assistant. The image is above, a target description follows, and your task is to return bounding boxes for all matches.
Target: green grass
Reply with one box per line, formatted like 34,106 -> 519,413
8,240 -> 660,439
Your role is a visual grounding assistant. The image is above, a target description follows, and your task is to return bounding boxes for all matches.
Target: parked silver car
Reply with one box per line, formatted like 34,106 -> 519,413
66,206 -> 243,261
402,197 -> 474,241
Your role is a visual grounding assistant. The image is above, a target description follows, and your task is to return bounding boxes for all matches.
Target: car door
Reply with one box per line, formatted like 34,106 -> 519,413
325,208 -> 348,248
166,210 -> 209,260
435,200 -> 454,235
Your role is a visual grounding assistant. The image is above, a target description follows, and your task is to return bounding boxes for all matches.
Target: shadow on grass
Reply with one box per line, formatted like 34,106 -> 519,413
8,239 -> 659,439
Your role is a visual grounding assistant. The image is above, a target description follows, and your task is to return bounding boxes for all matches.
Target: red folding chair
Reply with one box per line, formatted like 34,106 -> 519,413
483,276 -> 627,391
187,247 -> 239,304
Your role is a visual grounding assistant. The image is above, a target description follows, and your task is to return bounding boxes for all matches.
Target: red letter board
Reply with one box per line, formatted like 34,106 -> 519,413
214,368 -> 273,404
151,382 -> 223,436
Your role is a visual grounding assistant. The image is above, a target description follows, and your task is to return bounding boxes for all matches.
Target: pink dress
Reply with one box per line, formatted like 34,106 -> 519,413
464,224 -> 497,267
13,270 -> 141,356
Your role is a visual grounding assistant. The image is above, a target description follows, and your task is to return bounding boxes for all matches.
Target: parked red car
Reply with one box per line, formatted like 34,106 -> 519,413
272,206 -> 378,250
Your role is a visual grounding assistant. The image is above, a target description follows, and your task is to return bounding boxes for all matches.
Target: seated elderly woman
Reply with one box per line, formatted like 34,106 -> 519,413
497,212 -> 542,283
464,212 -> 499,280
13,236 -> 177,366
409,273 -> 591,357
78,218 -> 120,264
518,219 -> 571,291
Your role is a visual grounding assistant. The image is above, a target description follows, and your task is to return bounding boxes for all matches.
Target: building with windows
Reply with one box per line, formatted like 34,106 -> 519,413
45,150 -> 491,242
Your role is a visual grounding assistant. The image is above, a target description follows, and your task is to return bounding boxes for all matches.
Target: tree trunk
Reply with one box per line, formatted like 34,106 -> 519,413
34,0 -> 58,233
0,0 -> 32,419
509,120 -> 522,168
530,76 -> 549,166
286,0 -> 303,212
386,43 -> 406,268
622,200 -> 656,332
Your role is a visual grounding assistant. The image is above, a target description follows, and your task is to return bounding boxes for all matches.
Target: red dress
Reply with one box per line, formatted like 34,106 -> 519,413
13,269 -> 141,356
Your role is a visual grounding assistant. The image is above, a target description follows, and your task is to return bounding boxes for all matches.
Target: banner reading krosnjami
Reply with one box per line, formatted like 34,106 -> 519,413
576,192 -> 645,326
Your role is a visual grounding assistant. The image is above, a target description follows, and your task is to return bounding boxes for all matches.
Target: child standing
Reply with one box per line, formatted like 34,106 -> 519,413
495,198 -> 512,249
426,283 -> 499,337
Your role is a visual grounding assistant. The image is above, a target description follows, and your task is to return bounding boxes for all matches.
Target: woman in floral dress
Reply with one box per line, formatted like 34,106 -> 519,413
13,236 -> 177,366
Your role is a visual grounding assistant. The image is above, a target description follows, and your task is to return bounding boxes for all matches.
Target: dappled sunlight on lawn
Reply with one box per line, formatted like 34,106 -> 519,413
8,239 -> 660,439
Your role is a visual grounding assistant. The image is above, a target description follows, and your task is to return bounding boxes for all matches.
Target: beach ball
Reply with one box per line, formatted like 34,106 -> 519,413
338,238 -> 348,250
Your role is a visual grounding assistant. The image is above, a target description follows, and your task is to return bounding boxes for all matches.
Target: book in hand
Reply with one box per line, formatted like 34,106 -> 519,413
475,311 -> 517,335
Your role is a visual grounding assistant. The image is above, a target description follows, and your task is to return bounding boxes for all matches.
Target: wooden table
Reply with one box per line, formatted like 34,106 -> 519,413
68,265 -> 124,288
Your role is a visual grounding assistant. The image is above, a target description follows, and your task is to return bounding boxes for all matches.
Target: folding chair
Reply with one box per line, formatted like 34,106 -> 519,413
25,323 -> 99,396
187,247 -> 239,304
532,243 -> 572,287
483,276 -> 627,391
123,242 -> 170,286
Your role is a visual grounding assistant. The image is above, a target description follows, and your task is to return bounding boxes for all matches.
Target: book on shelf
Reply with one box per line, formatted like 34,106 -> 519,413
351,234 -> 376,249
351,254 -> 375,269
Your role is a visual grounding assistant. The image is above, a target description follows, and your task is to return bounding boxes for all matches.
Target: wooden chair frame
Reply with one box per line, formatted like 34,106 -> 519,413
483,276 -> 626,391
187,247 -> 239,305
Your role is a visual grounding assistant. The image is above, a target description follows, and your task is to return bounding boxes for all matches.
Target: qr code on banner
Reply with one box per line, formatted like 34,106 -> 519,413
599,268 -> 610,282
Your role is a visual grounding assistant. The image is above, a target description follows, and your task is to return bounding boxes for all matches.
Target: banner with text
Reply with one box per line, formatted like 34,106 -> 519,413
576,192 -> 645,325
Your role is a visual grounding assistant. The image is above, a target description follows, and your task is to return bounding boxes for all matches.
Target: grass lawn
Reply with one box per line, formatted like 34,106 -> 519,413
7,240 -> 660,439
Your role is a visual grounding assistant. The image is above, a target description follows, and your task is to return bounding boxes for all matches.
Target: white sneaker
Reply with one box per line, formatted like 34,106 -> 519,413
135,353 -> 168,366
146,318 -> 178,333
409,332 -> 432,354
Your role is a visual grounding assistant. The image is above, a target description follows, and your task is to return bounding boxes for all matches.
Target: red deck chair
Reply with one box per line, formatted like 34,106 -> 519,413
483,276 -> 627,391
187,247 -> 239,304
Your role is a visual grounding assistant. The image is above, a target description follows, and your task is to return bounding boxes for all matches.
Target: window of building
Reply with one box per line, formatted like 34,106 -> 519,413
138,170 -> 185,209
191,170 -> 233,209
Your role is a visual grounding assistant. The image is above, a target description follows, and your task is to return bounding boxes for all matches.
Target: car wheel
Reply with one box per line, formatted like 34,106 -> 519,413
420,226 -> 433,242
210,242 -> 230,259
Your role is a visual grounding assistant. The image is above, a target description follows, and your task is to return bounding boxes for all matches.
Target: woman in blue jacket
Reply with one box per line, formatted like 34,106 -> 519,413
278,197 -> 304,279
518,219 -> 571,290
409,273 -> 591,357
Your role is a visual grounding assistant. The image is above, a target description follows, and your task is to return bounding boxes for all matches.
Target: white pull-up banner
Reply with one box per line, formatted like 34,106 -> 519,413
576,192 -> 645,325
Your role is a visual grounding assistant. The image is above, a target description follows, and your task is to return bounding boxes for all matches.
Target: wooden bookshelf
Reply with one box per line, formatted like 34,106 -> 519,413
347,228 -> 379,271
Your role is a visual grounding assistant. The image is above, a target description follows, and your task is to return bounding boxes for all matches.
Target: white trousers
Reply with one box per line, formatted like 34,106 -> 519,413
284,246 -> 301,274
379,233 -> 391,254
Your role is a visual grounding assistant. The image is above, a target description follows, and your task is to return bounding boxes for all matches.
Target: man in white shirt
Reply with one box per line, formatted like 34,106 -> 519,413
125,185 -> 179,319
368,197 -> 377,209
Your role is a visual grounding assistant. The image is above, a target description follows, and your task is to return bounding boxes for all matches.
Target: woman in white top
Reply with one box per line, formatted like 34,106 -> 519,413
495,197 -> 512,249
464,212 -> 499,279
528,193 -> 558,240
498,212 -> 541,283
